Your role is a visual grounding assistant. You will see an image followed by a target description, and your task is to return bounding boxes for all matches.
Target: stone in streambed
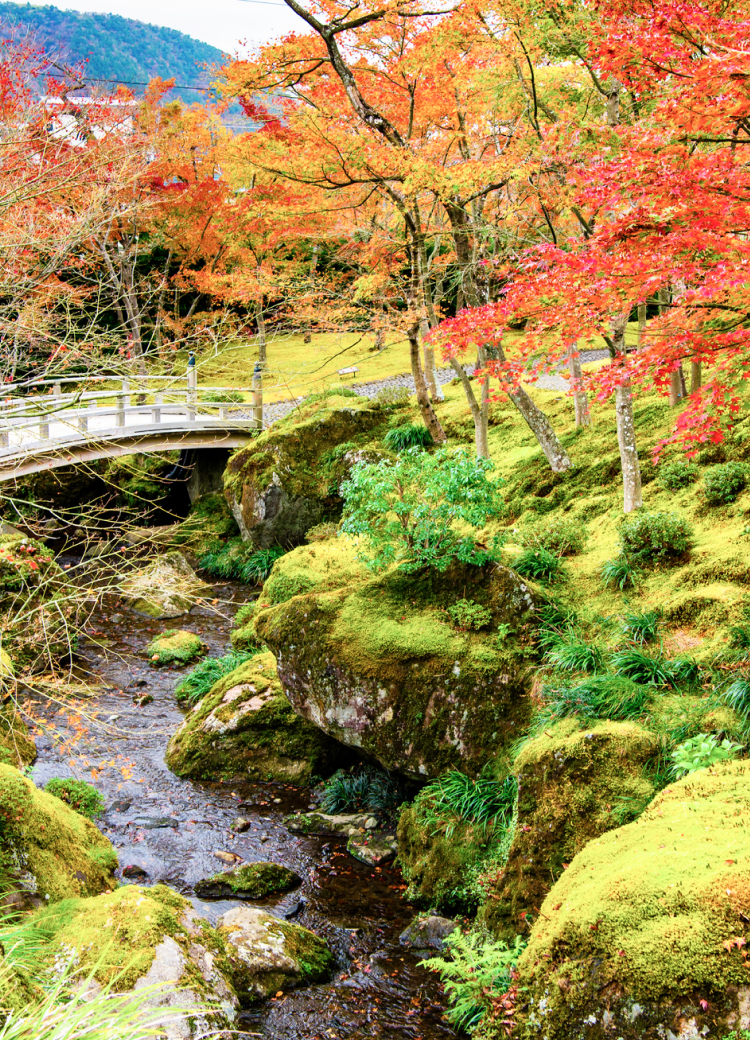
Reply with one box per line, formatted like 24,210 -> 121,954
232,816 -> 251,832
399,915 -> 459,951
120,552 -> 212,619
285,810 -> 378,836
194,862 -> 301,900
165,651 -> 348,785
146,630 -> 206,667
346,833 -> 397,866
218,905 -> 334,1005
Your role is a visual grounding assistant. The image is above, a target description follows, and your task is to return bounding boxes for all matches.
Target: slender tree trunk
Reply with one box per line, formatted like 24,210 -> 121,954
256,306 -> 267,368
669,370 -> 682,407
611,312 -> 643,512
637,301 -> 647,345
448,355 -> 490,459
420,314 -> 443,403
567,344 -> 590,428
691,361 -> 702,394
409,324 -> 446,443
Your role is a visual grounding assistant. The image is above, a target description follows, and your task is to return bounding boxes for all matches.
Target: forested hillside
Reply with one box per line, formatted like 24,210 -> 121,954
0,2 -> 224,99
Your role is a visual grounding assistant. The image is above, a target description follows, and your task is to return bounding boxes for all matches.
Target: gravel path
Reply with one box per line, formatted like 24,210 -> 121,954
255,348 -> 609,427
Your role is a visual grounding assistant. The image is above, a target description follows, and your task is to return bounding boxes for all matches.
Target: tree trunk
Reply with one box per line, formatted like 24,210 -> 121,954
448,356 -> 490,459
637,301 -> 647,345
409,325 -> 446,443
669,369 -> 682,407
509,384 -> 573,472
567,344 -> 590,428
420,313 -> 443,403
611,312 -> 643,512
691,361 -> 702,394
257,307 -> 267,368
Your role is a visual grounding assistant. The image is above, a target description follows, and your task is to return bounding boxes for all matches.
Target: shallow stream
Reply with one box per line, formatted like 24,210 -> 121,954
28,568 -> 457,1040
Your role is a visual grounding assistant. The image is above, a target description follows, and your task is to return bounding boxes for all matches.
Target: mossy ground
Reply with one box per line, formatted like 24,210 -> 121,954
0,764 -> 116,901
514,760 -> 750,1039
146,629 -> 206,667
165,651 -> 349,783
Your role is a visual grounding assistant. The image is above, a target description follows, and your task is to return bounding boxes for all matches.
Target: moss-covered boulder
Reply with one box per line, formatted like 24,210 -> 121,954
165,652 -> 348,783
0,764 -> 116,902
480,720 -> 660,940
171,491 -> 240,557
0,647 -> 13,685
224,394 -> 388,548
41,885 -> 238,1038
194,862 -> 301,900
0,704 -> 36,767
514,760 -> 750,1040
147,630 -> 206,667
120,552 -> 212,619
218,905 -> 334,1004
254,547 -> 540,779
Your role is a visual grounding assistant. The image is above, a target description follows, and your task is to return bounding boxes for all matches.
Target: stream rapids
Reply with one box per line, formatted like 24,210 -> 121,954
28,565 -> 457,1040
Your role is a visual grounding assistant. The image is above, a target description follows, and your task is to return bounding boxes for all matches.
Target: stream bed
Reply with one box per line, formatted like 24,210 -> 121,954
28,570 -> 457,1040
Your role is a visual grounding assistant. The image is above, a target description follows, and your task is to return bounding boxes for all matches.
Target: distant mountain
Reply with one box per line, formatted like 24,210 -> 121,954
0,3 -> 226,101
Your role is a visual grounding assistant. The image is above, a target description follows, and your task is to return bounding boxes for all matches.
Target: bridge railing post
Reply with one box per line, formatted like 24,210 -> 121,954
152,393 -> 162,424
252,362 -> 263,430
116,395 -> 125,428
187,367 -> 197,421
122,378 -> 130,409
39,412 -> 50,440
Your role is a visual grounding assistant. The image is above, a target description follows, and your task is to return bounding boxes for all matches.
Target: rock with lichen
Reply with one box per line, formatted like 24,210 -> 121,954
146,630 -> 206,667
223,393 -> 389,548
253,542 -> 541,779
511,760 -> 750,1040
165,651 -> 348,784
43,885 -> 238,1039
0,763 -> 116,904
217,905 -> 334,1004
194,862 -> 301,900
119,552 -> 212,619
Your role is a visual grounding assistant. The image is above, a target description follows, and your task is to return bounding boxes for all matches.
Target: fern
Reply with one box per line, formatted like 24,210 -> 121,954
423,929 -> 525,1033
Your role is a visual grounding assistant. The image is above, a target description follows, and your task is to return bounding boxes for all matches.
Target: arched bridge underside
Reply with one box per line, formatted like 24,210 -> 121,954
0,419 -> 258,482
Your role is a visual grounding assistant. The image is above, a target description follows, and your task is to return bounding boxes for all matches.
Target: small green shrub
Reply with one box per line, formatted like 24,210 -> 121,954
383,423 -> 434,452
374,385 -> 410,408
621,608 -> 662,645
612,647 -> 699,687
319,766 -> 409,815
423,930 -> 525,1033
544,630 -> 604,673
618,510 -> 694,563
704,462 -> 748,505
447,599 -> 492,631
517,517 -> 586,556
174,650 -> 258,704
657,459 -> 700,490
601,556 -> 641,590
45,778 -> 104,819
513,547 -> 565,584
671,733 -> 742,777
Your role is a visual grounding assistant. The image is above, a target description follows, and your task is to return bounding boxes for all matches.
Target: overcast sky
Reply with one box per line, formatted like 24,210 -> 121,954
18,0 -> 306,52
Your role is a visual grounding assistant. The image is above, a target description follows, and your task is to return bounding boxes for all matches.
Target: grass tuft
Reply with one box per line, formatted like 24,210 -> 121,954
174,650 -> 258,704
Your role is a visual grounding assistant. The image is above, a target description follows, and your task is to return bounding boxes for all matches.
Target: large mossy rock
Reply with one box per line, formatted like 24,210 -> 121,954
0,764 -> 116,902
41,885 -> 238,1039
218,905 -> 335,1005
479,720 -> 660,940
254,543 -> 540,779
514,760 -> 750,1040
165,651 -> 348,783
224,394 -> 388,548
120,552 -> 212,619
194,862 -> 301,900
0,704 -> 36,768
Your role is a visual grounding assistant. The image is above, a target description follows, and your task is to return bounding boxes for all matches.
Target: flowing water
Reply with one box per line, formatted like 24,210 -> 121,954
28,566 -> 457,1040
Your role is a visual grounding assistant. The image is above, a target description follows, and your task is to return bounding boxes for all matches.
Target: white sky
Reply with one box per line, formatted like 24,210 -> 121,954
17,0 -> 306,53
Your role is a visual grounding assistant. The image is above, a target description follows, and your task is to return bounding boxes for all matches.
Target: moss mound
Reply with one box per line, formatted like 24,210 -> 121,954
480,720 -> 659,941
254,552 -> 541,778
165,651 -> 349,783
146,629 -> 206,667
0,764 -> 116,901
194,862 -> 301,900
515,760 -> 750,1040
171,491 -> 239,557
0,703 -> 36,767
224,395 -> 389,548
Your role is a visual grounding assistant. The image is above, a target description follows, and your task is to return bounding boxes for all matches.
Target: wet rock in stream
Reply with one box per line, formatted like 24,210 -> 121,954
195,862 -> 301,900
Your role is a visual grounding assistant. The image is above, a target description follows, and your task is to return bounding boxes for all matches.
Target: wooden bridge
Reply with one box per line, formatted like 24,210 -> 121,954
0,371 -> 262,482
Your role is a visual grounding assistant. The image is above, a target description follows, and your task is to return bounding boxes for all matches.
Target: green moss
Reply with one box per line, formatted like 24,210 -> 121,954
165,652 -> 348,783
480,721 -> 660,941
515,760 -> 750,1039
194,862 -> 300,899
146,629 -> 206,667
0,703 -> 36,767
171,492 -> 239,556
0,764 -> 116,901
